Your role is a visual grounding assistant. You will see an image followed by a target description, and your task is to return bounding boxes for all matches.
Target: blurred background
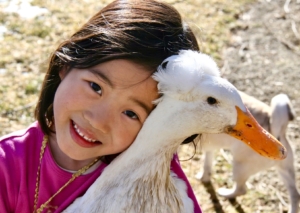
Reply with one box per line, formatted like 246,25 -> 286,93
0,0 -> 299,212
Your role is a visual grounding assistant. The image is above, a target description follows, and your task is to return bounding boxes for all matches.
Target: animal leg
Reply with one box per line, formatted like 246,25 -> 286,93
217,160 -> 251,198
270,94 -> 299,213
195,151 -> 213,183
276,141 -> 300,213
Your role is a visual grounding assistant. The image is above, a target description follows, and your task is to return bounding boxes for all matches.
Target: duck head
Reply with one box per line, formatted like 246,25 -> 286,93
153,50 -> 286,160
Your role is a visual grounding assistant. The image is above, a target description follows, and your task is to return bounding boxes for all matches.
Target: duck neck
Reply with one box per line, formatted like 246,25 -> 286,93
111,127 -> 180,179
108,101 -> 185,179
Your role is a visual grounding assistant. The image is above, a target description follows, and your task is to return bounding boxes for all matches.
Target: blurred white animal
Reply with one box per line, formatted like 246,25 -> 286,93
197,92 -> 299,213
63,51 -> 286,213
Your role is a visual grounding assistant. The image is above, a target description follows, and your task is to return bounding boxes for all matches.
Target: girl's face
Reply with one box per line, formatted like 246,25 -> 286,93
51,59 -> 159,170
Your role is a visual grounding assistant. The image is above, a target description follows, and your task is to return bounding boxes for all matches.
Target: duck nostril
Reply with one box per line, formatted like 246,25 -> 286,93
246,123 -> 252,128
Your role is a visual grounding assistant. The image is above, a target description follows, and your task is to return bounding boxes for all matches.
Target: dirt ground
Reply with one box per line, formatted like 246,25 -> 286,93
0,0 -> 300,212
179,0 -> 300,212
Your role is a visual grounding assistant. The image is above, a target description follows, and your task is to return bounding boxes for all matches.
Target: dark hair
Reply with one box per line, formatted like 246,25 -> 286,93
35,0 -> 199,136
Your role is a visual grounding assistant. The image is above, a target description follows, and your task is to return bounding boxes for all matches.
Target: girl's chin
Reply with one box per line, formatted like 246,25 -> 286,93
59,149 -> 100,170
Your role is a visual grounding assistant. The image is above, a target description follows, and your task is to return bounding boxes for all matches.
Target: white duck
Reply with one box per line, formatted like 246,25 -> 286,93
63,50 -> 286,213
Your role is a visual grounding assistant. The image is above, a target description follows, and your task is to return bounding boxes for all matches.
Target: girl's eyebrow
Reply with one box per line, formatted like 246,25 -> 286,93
88,68 -> 114,88
129,98 -> 152,115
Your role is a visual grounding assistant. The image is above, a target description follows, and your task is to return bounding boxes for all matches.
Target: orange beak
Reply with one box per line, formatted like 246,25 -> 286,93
225,106 -> 287,160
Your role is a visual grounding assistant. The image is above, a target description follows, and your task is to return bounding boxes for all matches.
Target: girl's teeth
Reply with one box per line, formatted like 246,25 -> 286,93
73,123 -> 97,143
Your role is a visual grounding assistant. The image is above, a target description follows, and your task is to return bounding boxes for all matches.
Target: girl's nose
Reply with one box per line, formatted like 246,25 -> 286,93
83,103 -> 113,134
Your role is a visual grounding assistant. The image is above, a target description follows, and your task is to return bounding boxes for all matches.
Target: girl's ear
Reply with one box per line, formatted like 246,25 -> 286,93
59,66 -> 68,80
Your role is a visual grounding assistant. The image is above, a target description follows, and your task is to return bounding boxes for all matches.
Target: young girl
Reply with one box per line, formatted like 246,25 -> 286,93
0,0 -> 201,212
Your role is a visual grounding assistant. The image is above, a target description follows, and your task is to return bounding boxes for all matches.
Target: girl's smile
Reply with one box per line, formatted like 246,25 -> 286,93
73,121 -> 98,143
70,121 -> 102,148
50,59 -> 159,170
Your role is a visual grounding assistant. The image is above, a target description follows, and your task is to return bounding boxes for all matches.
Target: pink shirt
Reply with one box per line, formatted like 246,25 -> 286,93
0,122 -> 201,213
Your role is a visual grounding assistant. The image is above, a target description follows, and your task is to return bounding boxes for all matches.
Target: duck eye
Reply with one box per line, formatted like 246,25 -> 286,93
207,97 -> 217,105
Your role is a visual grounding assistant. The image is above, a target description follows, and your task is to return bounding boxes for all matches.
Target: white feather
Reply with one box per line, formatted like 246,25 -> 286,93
153,50 -> 220,102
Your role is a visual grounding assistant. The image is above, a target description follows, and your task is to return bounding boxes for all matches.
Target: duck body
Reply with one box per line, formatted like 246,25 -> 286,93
63,50 -> 286,213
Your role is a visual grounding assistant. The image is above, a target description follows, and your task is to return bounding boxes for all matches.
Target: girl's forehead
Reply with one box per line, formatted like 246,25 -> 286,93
90,59 -> 157,89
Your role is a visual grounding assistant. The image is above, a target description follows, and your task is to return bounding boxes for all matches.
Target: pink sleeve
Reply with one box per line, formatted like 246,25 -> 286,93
170,153 -> 202,213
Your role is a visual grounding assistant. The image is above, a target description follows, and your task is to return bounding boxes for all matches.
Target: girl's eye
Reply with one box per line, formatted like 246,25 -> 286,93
90,82 -> 102,95
123,110 -> 139,120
